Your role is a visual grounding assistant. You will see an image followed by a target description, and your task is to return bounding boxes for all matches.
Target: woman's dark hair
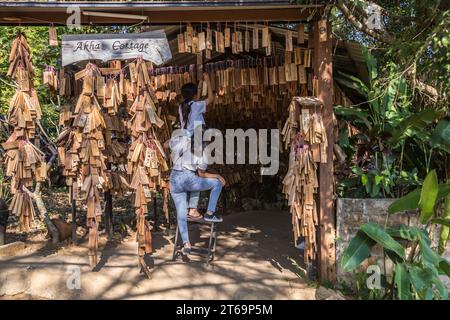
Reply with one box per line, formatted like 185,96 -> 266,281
180,83 -> 198,130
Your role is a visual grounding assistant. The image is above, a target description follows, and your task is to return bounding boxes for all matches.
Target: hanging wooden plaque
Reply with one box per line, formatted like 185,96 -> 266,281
298,65 -> 307,84
285,30 -> 293,52
262,27 -> 269,47
265,33 -> 272,56
297,24 -> 305,44
184,32 -> 191,53
295,47 -> 302,65
216,31 -> 225,53
198,32 -> 206,51
49,27 -> 58,46
192,35 -> 199,53
253,25 -> 259,49
224,27 -> 231,47
206,26 -> 213,50
186,24 -> 193,40
244,30 -> 250,52
236,31 -> 243,53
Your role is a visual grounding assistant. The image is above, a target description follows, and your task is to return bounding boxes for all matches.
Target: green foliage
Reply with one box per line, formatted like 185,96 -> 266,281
342,230 -> 375,272
342,170 -> 450,300
389,110 -> 447,147
335,48 -> 448,198
438,190 -> 450,254
388,182 -> 450,214
328,1 -> 449,198
395,263 -> 411,300
430,118 -> 450,154
418,170 -> 439,223
331,0 -> 450,98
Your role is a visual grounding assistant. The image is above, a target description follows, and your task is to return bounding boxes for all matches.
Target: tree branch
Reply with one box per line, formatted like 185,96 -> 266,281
23,184 -> 59,244
336,0 -> 441,100
336,0 -> 395,44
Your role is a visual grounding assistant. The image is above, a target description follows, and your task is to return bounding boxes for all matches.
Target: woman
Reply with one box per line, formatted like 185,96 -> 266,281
169,74 -> 225,256
178,74 -> 214,220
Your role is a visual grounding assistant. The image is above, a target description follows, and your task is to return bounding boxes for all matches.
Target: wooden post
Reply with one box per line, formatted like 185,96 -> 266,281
71,200 -> 77,244
313,17 -> 336,283
153,195 -> 158,232
104,191 -> 113,240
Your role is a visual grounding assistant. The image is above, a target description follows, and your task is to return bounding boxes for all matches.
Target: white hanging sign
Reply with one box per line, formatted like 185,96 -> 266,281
61,30 -> 172,66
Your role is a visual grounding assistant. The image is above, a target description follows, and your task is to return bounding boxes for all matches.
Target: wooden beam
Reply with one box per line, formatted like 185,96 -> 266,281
0,8 -> 314,25
314,18 -> 336,284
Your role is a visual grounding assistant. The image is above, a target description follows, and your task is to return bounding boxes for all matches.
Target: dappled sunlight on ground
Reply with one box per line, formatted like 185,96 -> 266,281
0,210 -> 316,300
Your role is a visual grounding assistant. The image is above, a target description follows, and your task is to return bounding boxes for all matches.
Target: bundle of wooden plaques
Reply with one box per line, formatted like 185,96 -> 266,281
3,32 -> 46,231
55,58 -> 172,267
151,53 -> 313,127
57,63 -> 111,266
177,23 -> 306,58
126,57 -> 170,258
281,97 -> 328,264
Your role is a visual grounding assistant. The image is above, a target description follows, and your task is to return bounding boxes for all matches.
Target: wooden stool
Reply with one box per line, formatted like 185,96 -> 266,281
172,216 -> 218,265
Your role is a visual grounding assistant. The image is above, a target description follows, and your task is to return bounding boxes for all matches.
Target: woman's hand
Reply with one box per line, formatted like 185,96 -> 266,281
203,73 -> 214,106
215,174 -> 226,186
163,139 -> 170,149
198,170 -> 226,186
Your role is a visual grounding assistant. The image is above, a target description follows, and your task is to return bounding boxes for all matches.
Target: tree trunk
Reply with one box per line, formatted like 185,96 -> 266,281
0,199 -> 9,246
23,182 -> 59,244
0,225 -> 5,246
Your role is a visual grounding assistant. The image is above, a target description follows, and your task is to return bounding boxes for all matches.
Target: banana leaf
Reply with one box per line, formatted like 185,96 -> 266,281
335,71 -> 369,97
386,225 -> 420,241
334,105 -> 372,130
438,260 -> 450,277
431,218 -> 450,228
388,183 -> 450,215
362,46 -> 377,82
395,262 -> 411,300
431,276 -> 448,300
341,230 -> 376,272
438,190 -> 450,254
418,231 -> 441,269
360,222 -> 405,259
389,109 -> 446,147
409,266 -> 433,299
430,118 -> 450,154
419,170 -> 438,224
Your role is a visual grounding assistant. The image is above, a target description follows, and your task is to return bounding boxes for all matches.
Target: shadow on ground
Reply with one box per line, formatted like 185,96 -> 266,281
0,210 -> 315,300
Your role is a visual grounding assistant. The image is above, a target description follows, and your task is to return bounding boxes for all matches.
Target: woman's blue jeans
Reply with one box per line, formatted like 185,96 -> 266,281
170,170 -> 223,245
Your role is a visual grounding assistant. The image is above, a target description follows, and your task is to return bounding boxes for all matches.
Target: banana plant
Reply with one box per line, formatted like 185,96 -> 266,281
334,48 -> 447,197
341,170 -> 450,300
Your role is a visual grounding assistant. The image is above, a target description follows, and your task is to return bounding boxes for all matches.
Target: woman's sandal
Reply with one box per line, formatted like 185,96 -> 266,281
187,209 -> 203,221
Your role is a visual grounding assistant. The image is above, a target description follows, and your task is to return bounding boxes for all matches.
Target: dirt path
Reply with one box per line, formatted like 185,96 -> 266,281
0,210 -> 318,300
